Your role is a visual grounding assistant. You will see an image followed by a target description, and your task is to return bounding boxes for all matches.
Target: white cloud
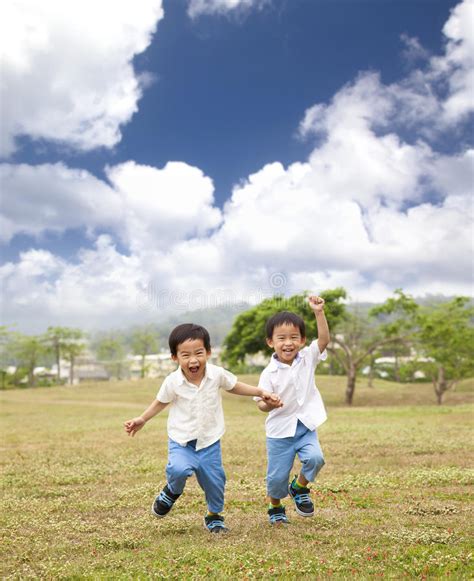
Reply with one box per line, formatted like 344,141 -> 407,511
0,163 -> 122,242
106,161 -> 222,253
0,0 -> 164,156
0,160 -> 222,249
1,1 -> 473,333
187,0 -> 268,18
436,0 -> 474,123
400,33 -> 430,64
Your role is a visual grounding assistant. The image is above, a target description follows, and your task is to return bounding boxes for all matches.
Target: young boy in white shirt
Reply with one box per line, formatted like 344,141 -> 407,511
124,323 -> 281,533
256,296 -> 330,525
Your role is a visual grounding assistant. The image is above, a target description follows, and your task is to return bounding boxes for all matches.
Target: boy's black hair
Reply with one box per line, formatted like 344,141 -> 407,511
168,323 -> 211,356
265,311 -> 306,339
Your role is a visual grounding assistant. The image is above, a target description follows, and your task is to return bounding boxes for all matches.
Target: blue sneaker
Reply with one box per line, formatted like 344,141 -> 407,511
288,476 -> 314,517
268,505 -> 289,525
151,484 -> 180,518
204,514 -> 228,533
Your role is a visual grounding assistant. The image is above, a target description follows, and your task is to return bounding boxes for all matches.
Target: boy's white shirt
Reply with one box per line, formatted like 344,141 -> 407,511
156,363 -> 237,451
258,340 -> 328,438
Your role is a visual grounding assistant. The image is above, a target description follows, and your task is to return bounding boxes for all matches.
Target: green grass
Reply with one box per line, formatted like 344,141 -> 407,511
1,376 -> 473,579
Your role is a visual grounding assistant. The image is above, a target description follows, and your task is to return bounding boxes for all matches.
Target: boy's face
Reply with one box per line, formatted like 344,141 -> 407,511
172,338 -> 211,384
267,323 -> 306,365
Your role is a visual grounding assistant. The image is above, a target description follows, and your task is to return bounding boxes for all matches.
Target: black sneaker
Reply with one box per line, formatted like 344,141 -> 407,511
268,505 -> 289,525
204,514 -> 228,534
151,484 -> 181,518
288,476 -> 314,517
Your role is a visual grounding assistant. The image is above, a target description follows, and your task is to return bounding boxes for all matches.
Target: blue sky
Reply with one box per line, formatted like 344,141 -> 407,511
1,0 -> 473,332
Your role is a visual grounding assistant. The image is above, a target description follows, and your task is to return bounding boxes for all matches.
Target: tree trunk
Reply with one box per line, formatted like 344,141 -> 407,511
56,342 -> 61,384
345,365 -> 357,405
69,357 -> 75,385
394,354 -> 400,383
434,366 -> 447,405
368,355 -> 375,388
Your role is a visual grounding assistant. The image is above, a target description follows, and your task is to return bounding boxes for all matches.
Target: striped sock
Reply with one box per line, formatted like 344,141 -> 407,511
269,502 -> 282,509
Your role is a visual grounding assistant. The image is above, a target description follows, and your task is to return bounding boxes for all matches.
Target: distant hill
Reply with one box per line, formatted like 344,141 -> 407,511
92,294 -> 464,350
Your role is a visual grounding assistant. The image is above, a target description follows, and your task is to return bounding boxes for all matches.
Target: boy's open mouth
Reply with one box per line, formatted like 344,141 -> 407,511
188,365 -> 200,374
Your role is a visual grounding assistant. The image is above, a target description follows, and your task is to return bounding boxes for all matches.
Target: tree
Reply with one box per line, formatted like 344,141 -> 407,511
222,289 -> 347,368
131,326 -> 159,378
0,326 -> 12,389
96,335 -> 126,380
330,290 -> 419,405
369,289 -> 420,382
10,334 -> 46,387
416,297 -> 474,404
63,340 -> 86,384
44,327 -> 85,384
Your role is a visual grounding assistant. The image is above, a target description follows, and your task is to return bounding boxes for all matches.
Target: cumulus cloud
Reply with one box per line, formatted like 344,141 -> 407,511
0,0 -> 164,157
1,0 -> 473,332
187,0 -> 268,18
435,0 -> 474,123
106,161 -> 222,253
0,159 -> 222,249
0,163 -> 122,242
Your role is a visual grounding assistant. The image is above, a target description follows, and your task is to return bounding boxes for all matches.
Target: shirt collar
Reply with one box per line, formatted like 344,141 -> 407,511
268,350 -> 303,372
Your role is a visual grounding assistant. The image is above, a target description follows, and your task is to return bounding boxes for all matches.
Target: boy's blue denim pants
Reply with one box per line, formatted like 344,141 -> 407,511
166,438 -> 226,514
266,419 -> 325,499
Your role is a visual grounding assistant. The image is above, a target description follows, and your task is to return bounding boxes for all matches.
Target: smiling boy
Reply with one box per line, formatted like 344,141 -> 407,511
124,323 -> 281,533
256,296 -> 330,525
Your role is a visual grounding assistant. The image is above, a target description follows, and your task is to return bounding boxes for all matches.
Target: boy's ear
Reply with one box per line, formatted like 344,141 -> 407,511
266,338 -> 274,348
171,354 -> 178,362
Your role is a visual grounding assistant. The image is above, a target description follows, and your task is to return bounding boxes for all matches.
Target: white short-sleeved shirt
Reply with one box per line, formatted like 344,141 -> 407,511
156,363 -> 237,450
258,340 -> 327,438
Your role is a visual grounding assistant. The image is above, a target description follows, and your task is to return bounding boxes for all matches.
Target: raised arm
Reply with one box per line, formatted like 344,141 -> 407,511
124,399 -> 169,437
308,295 -> 330,353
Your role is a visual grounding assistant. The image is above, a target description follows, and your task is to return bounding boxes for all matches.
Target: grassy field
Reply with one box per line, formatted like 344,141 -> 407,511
1,376 -> 473,579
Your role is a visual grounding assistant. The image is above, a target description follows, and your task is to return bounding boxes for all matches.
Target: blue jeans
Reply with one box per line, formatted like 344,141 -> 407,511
266,420 -> 325,499
165,438 -> 226,514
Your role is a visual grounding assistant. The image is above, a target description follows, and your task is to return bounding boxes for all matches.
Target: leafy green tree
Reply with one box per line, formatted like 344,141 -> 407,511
10,334 -> 46,387
0,326 -> 12,389
131,326 -> 159,378
369,289 -> 420,382
330,290 -> 419,404
96,335 -> 127,380
222,289 -> 347,368
44,327 -> 85,384
415,297 -> 474,404
63,340 -> 87,384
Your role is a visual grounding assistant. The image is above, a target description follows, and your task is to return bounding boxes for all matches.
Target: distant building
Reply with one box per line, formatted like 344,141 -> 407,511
244,351 -> 268,368
127,347 -> 224,379
128,353 -> 177,379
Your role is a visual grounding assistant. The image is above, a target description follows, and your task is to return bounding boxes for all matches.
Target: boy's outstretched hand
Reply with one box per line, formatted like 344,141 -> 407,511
308,295 -> 325,312
261,390 -> 283,408
124,416 -> 146,437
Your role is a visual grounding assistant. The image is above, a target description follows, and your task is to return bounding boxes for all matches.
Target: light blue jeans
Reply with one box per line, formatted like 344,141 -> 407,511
266,420 -> 325,499
165,438 -> 226,514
